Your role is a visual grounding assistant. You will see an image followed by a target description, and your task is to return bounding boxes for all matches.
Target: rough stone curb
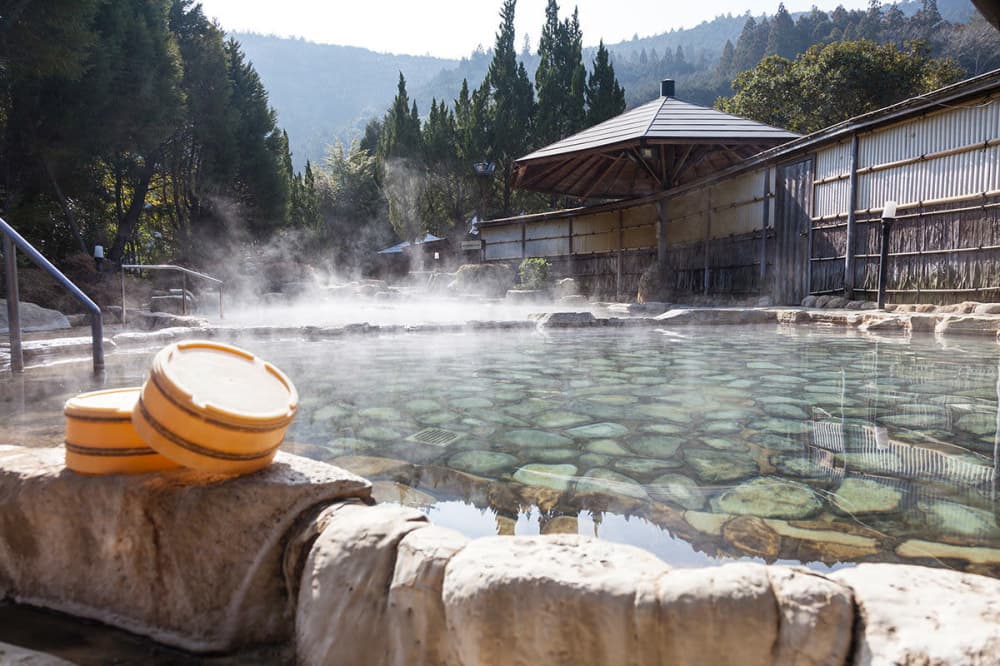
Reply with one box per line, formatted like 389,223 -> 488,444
295,501 -> 1000,666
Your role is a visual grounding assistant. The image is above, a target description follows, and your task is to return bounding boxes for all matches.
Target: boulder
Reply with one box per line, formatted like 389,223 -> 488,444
125,309 -> 209,331
450,264 -> 515,298
386,526 -> 469,666
534,311 -> 597,328
801,295 -> 818,308
935,316 -> 1000,337
832,564 -> 1000,665
295,503 -> 432,666
0,447 -> 371,653
552,277 -> 579,298
442,535 -> 670,665
974,303 -> 1000,315
0,300 -> 70,334
825,296 -> 849,308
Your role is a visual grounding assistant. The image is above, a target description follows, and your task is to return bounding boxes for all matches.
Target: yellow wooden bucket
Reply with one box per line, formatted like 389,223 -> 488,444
64,387 -> 179,475
131,340 -> 298,475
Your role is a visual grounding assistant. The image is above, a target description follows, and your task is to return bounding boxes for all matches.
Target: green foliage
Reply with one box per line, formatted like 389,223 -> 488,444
585,41 -> 626,126
718,39 -> 963,134
518,257 -> 551,290
486,0 -> 536,217
534,1 -> 587,147
0,0 -> 296,269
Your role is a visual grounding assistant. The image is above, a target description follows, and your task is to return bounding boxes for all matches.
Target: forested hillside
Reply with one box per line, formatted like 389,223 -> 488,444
232,34 -> 452,173
240,0 -> 998,170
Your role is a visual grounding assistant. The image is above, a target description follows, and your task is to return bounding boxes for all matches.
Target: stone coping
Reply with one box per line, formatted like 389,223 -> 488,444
3,305 -> 999,369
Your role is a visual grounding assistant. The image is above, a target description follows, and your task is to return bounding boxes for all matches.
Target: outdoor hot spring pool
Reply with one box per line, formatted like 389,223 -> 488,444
3,325 -> 999,577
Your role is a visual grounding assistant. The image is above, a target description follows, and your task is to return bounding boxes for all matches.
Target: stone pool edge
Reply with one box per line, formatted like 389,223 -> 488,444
8,305 -> 1000,367
1,446 -> 999,665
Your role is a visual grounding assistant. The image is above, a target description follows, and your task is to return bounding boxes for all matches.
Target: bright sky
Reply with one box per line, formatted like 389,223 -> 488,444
195,0 -> 876,59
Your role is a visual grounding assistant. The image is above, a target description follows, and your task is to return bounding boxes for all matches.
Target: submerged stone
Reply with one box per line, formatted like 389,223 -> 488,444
512,463 -> 577,491
578,453 -> 612,469
417,412 -> 459,426
566,422 -> 629,439
358,426 -> 403,442
702,421 -> 743,435
634,403 -> 691,422
581,394 -> 638,406
649,473 -> 705,509
450,397 -> 495,410
313,404 -> 350,422
585,439 -> 631,456
574,468 -> 649,500
534,411 -> 591,429
699,437 -> 748,452
359,406 -> 402,422
614,457 -> 683,476
684,449 -> 758,483
760,402 -> 810,420
503,429 -> 573,449
919,500 -> 1000,539
628,435 -> 682,459
448,451 -> 519,477
403,399 -> 443,414
641,423 -> 688,436
832,478 -> 903,514
530,448 -> 580,463
713,477 -> 823,519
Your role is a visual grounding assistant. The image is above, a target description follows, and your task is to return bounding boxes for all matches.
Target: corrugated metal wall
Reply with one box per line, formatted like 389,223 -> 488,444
811,94 -> 1000,302
482,88 -> 1000,304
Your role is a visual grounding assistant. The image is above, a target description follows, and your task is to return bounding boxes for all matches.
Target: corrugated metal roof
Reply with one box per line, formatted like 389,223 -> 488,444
514,92 -> 799,199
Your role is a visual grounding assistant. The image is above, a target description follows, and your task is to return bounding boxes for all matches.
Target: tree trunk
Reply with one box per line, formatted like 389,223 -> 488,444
42,156 -> 88,255
108,164 -> 155,263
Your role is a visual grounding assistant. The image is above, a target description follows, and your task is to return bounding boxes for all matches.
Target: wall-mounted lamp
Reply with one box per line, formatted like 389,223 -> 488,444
876,200 -> 897,309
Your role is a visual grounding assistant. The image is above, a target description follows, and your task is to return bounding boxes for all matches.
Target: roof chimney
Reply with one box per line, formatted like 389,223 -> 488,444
661,79 -> 675,98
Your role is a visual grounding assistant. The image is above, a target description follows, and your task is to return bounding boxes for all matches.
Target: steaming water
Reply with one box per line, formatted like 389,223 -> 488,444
3,326 -> 999,576
221,296 -> 588,327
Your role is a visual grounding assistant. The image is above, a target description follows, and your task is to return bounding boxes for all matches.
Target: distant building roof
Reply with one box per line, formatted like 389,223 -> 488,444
514,80 -> 799,199
377,233 -> 444,255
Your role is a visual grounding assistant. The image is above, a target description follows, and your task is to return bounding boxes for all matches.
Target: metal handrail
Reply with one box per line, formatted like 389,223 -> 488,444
121,264 -> 223,323
0,217 -> 104,373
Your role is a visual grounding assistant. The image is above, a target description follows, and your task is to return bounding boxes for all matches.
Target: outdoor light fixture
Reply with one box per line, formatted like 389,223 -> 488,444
640,147 -> 655,160
877,200 -> 897,309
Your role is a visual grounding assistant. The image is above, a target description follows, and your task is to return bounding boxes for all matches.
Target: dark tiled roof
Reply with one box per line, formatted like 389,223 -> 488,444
514,96 -> 799,199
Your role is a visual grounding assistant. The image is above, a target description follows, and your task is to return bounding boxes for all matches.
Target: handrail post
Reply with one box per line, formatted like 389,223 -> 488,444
181,272 -> 187,316
3,236 -> 24,373
0,216 -> 103,374
121,268 -> 127,327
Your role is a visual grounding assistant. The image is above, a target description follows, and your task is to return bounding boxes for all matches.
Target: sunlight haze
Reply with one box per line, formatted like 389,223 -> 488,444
195,0 -> 876,58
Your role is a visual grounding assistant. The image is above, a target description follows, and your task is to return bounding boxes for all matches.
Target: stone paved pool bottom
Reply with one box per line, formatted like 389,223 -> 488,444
3,322 -> 998,578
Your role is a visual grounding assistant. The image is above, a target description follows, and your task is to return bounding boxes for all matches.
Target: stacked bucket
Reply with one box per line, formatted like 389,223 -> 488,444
64,341 -> 298,476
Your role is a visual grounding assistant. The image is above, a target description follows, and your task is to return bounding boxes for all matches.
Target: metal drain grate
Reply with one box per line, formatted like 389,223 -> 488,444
406,427 -> 462,447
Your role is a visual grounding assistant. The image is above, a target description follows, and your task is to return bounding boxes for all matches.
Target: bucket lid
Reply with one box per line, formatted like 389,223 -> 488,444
149,341 -> 298,426
65,387 -> 142,419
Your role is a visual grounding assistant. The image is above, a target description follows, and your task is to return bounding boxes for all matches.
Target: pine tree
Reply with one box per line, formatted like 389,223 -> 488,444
766,4 -> 798,59
585,41 -> 626,126
486,0 -> 534,215
382,73 -> 422,160
534,1 -> 586,147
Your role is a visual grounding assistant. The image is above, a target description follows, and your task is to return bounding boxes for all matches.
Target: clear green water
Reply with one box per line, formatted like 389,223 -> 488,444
3,326 -> 998,576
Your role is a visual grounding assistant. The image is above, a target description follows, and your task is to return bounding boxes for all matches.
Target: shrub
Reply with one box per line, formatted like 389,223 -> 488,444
518,257 -> 550,290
